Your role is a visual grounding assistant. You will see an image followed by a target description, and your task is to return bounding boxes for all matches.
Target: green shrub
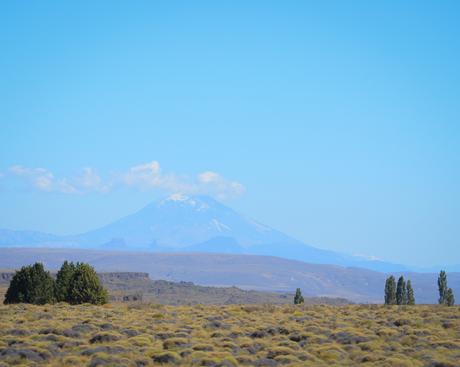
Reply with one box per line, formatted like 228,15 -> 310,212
294,288 -> 305,305
68,263 -> 108,305
446,288 -> 455,306
4,263 -> 55,305
55,261 -> 76,302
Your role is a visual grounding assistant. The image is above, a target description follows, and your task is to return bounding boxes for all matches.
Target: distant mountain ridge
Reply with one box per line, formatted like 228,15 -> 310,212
0,194 -> 410,272
1,248 -> 458,303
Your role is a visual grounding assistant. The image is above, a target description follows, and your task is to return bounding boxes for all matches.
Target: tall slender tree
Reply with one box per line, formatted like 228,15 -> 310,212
406,280 -> 415,305
446,288 -> 455,307
293,288 -> 304,305
438,270 -> 448,304
384,276 -> 396,305
396,276 -> 407,305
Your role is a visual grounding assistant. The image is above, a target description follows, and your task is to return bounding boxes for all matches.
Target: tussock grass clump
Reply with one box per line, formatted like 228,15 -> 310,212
162,337 -> 189,350
0,303 -> 458,366
152,351 -> 181,364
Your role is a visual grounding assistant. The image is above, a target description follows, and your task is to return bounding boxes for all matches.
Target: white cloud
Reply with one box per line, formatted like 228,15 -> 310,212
73,168 -> 109,193
55,179 -> 79,194
10,165 -> 55,192
198,171 -> 220,184
8,165 -> 106,194
121,160 -> 194,193
197,171 -> 245,199
121,162 -> 245,199
122,161 -> 162,188
7,161 -> 245,200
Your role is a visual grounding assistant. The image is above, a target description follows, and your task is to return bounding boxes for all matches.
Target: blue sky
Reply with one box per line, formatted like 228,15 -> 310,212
1,1 -> 459,267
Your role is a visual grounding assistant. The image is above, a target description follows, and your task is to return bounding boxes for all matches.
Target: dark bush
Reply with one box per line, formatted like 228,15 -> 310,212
67,263 -> 108,305
55,260 -> 76,302
4,263 -> 55,305
4,261 -> 108,306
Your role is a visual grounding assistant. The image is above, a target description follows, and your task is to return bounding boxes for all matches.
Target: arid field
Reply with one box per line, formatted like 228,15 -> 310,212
0,303 -> 459,367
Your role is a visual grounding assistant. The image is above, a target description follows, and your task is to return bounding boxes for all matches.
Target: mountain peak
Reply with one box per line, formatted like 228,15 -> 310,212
165,193 -> 190,202
157,193 -> 224,211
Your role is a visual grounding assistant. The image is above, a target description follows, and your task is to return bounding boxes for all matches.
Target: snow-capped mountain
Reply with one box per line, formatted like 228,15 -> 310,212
68,194 -> 297,250
0,194 -> 407,272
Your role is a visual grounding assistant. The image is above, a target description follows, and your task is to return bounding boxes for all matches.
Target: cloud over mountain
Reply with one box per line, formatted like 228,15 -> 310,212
9,165 -> 108,194
6,161 -> 245,199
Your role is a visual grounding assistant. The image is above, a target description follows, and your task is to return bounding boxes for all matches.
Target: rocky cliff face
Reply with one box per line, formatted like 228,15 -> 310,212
97,272 -> 149,283
0,272 -> 14,285
0,271 -> 149,285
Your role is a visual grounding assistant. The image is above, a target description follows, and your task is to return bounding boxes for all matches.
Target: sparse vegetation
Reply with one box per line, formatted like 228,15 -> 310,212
0,303 -> 458,366
2,268 -> 458,365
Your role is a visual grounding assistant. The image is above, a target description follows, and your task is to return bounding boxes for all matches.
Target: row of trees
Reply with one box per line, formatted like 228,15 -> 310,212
384,271 -> 455,306
4,261 -> 108,305
384,276 -> 415,305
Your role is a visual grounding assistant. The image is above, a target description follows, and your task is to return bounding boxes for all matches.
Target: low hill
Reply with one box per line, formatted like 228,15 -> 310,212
0,270 -> 349,306
100,273 -> 349,305
0,248 -> 457,303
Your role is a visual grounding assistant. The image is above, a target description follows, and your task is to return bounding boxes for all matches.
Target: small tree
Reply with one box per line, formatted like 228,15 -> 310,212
384,276 -> 396,305
67,263 -> 108,305
438,270 -> 448,305
293,288 -> 304,305
396,276 -> 407,305
55,261 -> 76,302
446,288 -> 455,307
406,280 -> 415,305
4,263 -> 55,305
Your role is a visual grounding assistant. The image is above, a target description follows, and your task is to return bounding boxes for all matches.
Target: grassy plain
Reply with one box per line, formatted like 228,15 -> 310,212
0,303 -> 459,366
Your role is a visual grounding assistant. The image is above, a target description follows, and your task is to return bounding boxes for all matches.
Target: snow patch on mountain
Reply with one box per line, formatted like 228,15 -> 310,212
211,219 -> 231,232
160,193 -> 211,212
167,193 -> 189,202
247,218 -> 272,233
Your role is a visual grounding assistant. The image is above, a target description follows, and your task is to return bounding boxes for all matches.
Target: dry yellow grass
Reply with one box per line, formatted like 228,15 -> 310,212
0,303 -> 458,366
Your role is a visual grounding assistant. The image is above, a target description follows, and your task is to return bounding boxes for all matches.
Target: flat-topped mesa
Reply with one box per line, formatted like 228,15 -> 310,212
0,271 -> 150,286
0,272 -> 15,284
97,272 -> 150,282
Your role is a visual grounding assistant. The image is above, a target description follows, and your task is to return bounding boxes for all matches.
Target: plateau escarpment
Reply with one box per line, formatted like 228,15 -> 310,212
0,270 -> 349,306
